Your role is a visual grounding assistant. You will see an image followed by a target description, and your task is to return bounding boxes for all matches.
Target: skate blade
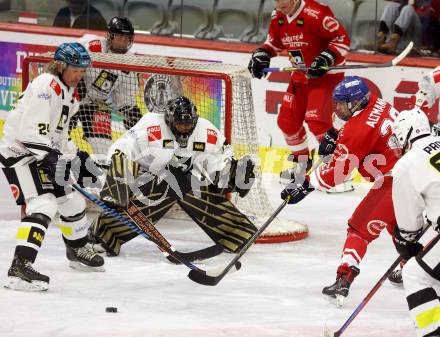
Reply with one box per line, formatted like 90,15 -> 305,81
4,277 -> 48,292
323,293 -> 345,308
69,261 -> 105,272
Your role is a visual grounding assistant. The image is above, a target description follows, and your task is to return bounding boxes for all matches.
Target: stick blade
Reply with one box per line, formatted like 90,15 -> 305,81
391,41 -> 414,66
187,261 -> 242,286
166,244 -> 224,264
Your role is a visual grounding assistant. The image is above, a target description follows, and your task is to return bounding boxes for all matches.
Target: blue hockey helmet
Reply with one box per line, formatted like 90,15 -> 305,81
332,76 -> 370,119
54,42 -> 91,68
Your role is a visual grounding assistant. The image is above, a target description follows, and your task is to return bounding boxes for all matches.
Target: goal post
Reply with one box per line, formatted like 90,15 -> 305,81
22,51 -> 308,243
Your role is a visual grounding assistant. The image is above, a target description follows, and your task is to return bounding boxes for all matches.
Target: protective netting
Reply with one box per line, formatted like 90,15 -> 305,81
24,52 -> 307,242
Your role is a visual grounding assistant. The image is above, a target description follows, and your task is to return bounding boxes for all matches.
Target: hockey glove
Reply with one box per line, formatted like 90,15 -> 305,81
70,150 -> 102,188
434,216 -> 440,233
39,149 -> 62,183
248,48 -> 271,79
410,89 -> 432,112
281,178 -> 315,204
308,50 -> 336,78
393,225 -> 423,261
318,127 -> 339,157
228,156 -> 256,197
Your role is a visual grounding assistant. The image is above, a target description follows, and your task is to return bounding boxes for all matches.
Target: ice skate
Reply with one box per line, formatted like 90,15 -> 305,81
5,256 -> 49,291
323,265 -> 360,307
66,242 -> 105,272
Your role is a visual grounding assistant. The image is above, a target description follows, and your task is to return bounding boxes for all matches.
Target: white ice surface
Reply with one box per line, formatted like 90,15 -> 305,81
0,175 -> 420,337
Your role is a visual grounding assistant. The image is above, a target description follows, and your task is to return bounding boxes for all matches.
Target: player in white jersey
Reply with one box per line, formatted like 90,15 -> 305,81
88,96 -> 258,256
0,43 -> 104,292
392,108 -> 440,337
72,17 -> 142,166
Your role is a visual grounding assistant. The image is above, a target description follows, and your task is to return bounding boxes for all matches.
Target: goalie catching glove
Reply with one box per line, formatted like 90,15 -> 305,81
213,155 -> 256,198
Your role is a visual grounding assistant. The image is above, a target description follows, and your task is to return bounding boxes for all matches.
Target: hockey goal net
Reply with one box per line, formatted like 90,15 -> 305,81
22,52 -> 308,243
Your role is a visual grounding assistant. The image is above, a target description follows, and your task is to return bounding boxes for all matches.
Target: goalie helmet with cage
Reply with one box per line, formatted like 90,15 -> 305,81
54,42 -> 91,68
165,96 -> 199,147
107,16 -> 134,53
392,107 -> 432,154
333,76 -> 370,121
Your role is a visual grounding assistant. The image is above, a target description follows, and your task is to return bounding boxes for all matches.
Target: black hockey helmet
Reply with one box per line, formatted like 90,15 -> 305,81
107,17 -> 134,53
165,96 -> 198,148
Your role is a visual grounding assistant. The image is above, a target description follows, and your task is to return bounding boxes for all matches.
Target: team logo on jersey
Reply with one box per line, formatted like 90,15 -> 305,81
92,70 -> 118,94
163,139 -> 174,148
50,79 -> 61,96
37,92 -> 51,100
433,69 -> 440,83
322,16 -> 339,32
333,143 -> 349,161
10,184 -> 20,201
366,220 -> 387,237
278,18 -> 285,26
147,125 -> 162,142
207,129 -> 217,144
89,40 -> 103,52
144,74 -> 176,114
296,18 -> 304,26
193,142 -> 206,152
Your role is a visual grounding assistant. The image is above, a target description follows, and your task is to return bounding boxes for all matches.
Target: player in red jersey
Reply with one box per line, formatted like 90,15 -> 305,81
248,0 -> 350,163
280,76 -> 401,306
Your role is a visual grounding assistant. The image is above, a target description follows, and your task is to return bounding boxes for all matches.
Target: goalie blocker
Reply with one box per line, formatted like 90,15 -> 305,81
90,97 -> 259,256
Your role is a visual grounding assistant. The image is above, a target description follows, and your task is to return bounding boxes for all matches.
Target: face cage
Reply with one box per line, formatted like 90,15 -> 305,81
108,33 -> 134,53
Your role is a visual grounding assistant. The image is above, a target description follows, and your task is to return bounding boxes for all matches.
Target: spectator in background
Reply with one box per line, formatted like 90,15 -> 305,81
374,0 -> 423,54
53,0 -> 107,31
427,0 -> 440,55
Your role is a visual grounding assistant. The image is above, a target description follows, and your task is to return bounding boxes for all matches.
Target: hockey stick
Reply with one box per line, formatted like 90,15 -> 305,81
188,198 -> 289,286
71,183 -> 241,281
188,156 -> 323,286
263,41 -> 414,73
325,227 -> 439,337
123,199 -> 224,263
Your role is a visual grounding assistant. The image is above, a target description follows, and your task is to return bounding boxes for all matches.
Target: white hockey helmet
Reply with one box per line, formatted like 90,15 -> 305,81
392,108 -> 431,152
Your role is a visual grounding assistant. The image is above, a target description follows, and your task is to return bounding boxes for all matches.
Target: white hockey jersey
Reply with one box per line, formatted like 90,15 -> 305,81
392,135 -> 440,232
109,113 -> 231,176
77,34 -> 139,109
415,66 -> 440,113
0,73 -> 79,167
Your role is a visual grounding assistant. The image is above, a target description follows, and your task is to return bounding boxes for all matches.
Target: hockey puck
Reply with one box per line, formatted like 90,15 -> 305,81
105,307 -> 118,313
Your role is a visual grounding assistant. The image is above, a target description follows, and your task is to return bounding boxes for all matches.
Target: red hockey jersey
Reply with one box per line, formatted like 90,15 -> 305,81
262,0 -> 350,68
311,95 -> 401,190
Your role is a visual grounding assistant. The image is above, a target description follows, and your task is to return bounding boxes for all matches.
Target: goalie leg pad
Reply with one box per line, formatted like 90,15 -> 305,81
92,178 -> 178,255
100,151 -> 139,209
90,212 -> 138,256
178,186 -> 257,253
